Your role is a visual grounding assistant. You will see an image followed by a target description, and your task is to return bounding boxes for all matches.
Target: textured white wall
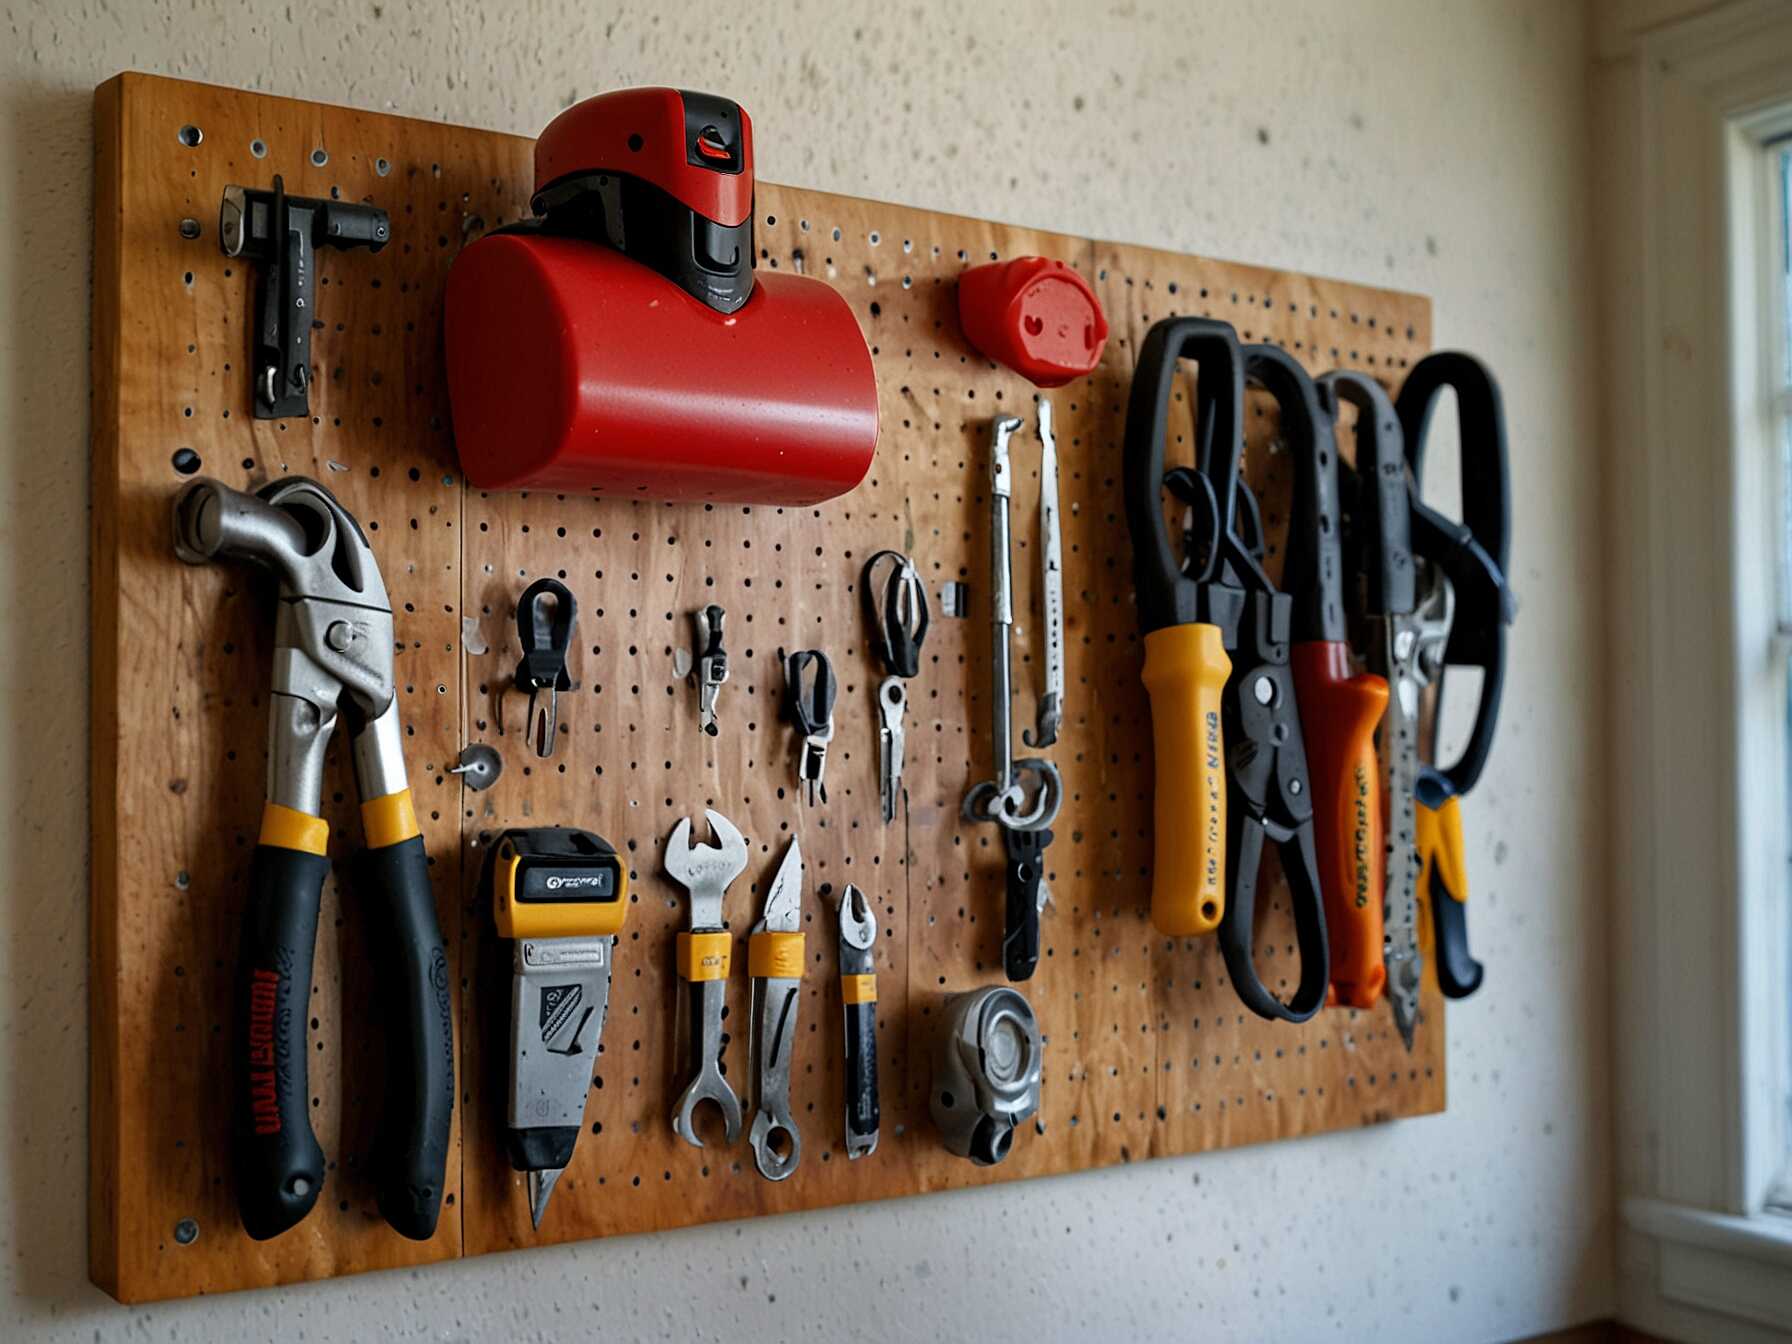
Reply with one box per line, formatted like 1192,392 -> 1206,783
0,2 -> 1605,1340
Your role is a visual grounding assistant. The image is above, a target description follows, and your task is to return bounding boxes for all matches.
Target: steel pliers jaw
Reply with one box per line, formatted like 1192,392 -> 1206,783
1397,352 -> 1515,796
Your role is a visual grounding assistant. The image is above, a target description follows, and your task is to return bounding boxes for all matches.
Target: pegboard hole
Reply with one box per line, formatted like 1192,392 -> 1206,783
176,124 -> 202,148
375,156 -> 391,176
249,138 -> 267,158
171,448 -> 202,476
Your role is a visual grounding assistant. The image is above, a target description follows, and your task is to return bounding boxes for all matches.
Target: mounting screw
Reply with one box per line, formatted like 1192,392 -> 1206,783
173,1218 -> 199,1245
325,622 -> 356,653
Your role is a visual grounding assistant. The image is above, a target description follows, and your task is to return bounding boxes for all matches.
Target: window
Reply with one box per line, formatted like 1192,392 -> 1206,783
1772,135 -> 1792,1216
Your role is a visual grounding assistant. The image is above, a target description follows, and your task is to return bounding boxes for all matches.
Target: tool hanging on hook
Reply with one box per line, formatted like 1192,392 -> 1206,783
1024,399 -> 1065,749
963,415 -> 1062,983
863,550 -> 930,824
514,578 -> 577,759
783,650 -> 837,806
218,177 -> 390,419
747,839 -> 806,1180
691,605 -> 729,738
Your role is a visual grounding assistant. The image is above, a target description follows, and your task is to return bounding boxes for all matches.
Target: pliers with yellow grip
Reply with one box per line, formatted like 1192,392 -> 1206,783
173,477 -> 453,1242
1123,320 -> 1330,1022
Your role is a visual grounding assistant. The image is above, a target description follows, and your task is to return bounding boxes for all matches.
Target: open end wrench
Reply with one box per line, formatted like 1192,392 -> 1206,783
665,810 -> 748,1148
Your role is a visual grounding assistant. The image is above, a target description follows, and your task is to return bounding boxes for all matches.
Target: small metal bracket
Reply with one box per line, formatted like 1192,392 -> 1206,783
219,176 -> 390,419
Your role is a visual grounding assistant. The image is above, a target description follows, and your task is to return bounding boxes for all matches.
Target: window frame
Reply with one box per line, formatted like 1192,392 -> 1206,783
1609,2 -> 1792,1337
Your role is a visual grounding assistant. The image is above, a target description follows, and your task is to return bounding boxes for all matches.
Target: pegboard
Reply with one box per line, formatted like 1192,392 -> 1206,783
90,73 -> 1440,1303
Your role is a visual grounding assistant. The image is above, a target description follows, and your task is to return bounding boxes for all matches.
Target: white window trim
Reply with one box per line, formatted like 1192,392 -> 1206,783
1608,1 -> 1792,1338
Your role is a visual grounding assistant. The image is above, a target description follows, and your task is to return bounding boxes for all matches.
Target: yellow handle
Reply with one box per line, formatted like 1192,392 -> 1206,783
1141,622 -> 1231,936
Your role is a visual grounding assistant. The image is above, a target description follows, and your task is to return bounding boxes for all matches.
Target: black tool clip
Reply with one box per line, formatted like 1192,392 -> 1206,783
862,550 -> 930,679
1397,352 -> 1515,797
782,649 -> 837,805
219,176 -> 390,419
514,578 -> 578,758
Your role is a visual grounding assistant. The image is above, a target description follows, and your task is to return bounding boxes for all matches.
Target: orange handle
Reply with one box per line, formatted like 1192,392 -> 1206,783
1291,641 -> 1390,1009
1140,622 -> 1231,935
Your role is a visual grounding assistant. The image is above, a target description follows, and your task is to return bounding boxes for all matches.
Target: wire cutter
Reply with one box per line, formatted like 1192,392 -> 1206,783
171,476 -> 454,1242
1397,352 -> 1516,999
863,549 -> 930,823
514,577 -> 577,758
748,839 -> 806,1180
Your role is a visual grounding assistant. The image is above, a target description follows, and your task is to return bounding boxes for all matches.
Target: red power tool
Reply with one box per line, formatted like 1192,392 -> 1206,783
446,88 -> 879,505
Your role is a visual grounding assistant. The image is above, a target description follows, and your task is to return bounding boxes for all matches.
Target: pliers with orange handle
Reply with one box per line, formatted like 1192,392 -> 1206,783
1274,358 -> 1399,1022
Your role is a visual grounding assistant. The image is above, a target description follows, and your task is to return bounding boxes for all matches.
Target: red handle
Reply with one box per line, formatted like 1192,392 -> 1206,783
1291,642 -> 1390,1010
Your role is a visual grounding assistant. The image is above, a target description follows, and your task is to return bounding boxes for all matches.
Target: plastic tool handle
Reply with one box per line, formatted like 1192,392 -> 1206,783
358,834 -> 454,1240
844,999 -> 879,1146
1416,781 -> 1484,999
1001,827 -> 1051,981
1291,641 -> 1391,1009
1140,622 -> 1231,935
235,844 -> 329,1241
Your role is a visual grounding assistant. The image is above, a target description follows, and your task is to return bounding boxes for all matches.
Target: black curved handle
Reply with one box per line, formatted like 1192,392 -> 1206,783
1001,827 -> 1050,982
1246,344 -> 1344,645
844,1001 -> 880,1146
235,844 -> 329,1240
357,834 -> 454,1241
1218,814 -> 1331,1024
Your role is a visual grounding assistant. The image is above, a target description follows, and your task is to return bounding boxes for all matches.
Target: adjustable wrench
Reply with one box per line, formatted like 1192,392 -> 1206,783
665,809 -> 748,1147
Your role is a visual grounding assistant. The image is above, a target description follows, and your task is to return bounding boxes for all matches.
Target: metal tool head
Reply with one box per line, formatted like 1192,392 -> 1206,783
989,415 -> 1021,497
528,1168 -> 563,1229
755,839 -> 804,935
838,883 -> 876,951
663,809 -> 748,929
671,1017 -> 744,1150
693,604 -> 728,736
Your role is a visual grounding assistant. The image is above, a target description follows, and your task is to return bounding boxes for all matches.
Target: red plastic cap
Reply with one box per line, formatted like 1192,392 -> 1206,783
957,256 -> 1109,388
534,87 -> 755,228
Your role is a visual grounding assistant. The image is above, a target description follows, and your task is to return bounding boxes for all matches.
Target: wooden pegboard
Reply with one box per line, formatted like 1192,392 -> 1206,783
90,73 -> 1439,1303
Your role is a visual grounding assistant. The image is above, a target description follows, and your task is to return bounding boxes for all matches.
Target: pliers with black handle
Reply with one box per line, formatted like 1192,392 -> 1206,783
172,477 -> 453,1242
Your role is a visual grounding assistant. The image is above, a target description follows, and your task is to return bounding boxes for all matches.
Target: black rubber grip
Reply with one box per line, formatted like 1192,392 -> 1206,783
505,1125 -> 578,1173
1002,827 -> 1049,982
235,844 -> 330,1241
844,999 -> 879,1145
357,834 -> 455,1241
1431,874 -> 1484,1000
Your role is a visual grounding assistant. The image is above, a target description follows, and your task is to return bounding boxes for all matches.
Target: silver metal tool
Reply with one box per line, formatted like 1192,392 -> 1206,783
863,549 -> 930,824
962,416 -> 1063,833
837,884 -> 880,1159
747,839 -> 805,1180
692,604 -> 728,737
514,578 -> 577,759
172,476 -> 452,1242
930,985 -> 1042,1166
665,809 -> 748,1147
877,678 -> 907,823
1375,560 -> 1457,1046
1024,398 -> 1064,749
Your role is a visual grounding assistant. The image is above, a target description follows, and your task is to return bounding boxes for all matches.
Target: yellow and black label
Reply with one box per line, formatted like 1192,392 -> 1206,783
841,972 -> 876,1005
490,827 -> 630,940
259,801 -> 329,856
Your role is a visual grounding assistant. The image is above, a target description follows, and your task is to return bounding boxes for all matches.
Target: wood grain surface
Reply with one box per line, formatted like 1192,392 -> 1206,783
91,72 -> 1438,1302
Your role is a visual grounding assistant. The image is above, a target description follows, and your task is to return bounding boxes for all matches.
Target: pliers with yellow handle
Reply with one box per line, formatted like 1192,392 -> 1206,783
1124,321 -> 1330,1021
173,477 -> 453,1242
1397,352 -> 1516,1000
